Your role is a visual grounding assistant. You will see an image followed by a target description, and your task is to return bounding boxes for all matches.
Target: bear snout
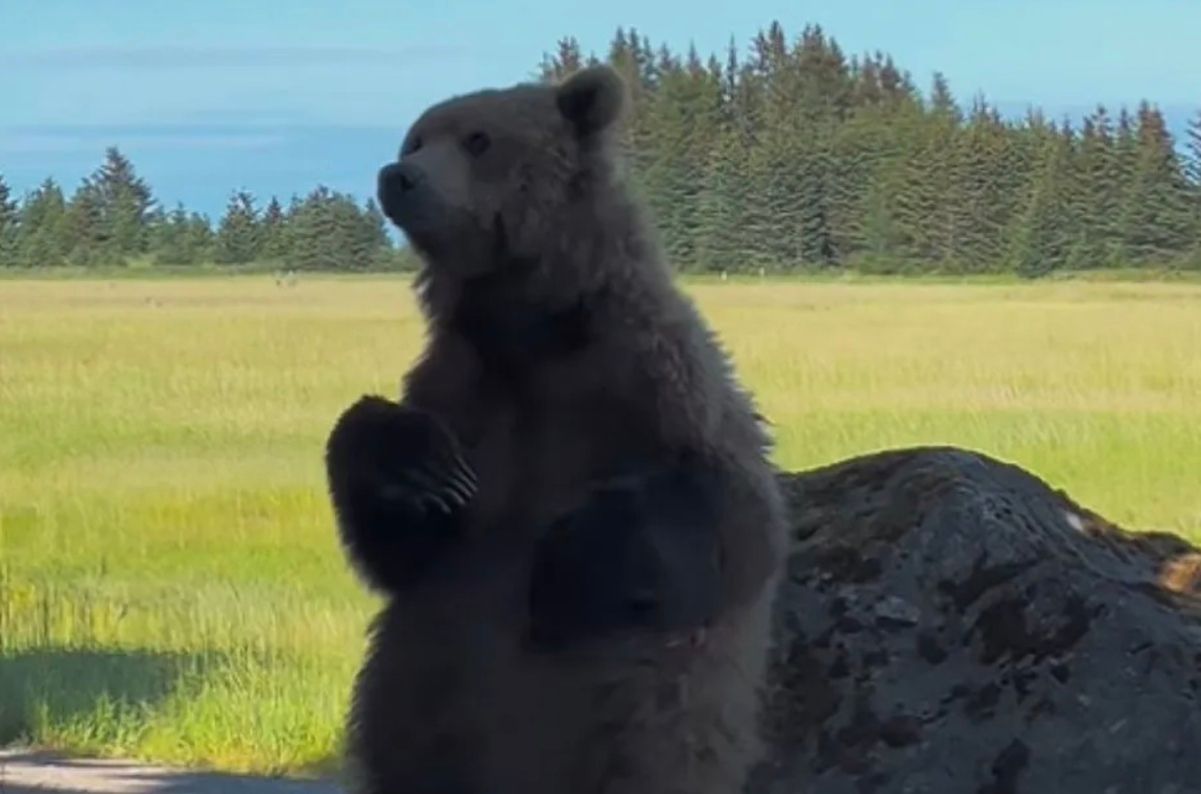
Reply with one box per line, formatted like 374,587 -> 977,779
377,162 -> 424,223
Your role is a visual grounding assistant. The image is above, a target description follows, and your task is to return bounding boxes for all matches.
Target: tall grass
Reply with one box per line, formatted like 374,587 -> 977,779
1,275 -> 1199,773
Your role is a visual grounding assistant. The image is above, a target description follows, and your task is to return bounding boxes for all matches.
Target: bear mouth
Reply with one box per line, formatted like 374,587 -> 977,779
391,208 -> 511,279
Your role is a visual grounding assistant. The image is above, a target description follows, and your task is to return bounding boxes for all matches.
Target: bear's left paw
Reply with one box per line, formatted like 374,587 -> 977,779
526,476 -> 722,650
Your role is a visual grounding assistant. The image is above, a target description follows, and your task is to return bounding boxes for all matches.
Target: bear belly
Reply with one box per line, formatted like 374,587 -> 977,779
348,575 -> 769,794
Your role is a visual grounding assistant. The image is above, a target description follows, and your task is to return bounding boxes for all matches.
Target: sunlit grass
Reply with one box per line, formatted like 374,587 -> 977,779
1,274 -> 1199,773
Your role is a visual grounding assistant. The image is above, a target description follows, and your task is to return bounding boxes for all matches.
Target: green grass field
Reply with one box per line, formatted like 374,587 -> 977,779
2,274 -> 1200,776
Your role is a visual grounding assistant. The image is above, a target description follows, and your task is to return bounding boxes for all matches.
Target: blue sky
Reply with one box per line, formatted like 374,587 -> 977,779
2,0 -> 1198,218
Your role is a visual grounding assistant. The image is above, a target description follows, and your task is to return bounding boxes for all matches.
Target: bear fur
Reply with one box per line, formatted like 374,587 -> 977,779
324,65 -> 789,794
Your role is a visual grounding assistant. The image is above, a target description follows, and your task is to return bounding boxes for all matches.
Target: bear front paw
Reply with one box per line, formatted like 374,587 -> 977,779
326,394 -> 478,520
325,395 -> 479,592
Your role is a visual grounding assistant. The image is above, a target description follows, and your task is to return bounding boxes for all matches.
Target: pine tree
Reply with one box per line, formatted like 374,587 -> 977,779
954,100 -> 1009,270
1183,110 -> 1201,179
150,204 -> 216,266
1106,107 -> 1140,265
64,180 -> 117,267
1186,111 -> 1201,242
743,127 -> 801,269
92,147 -> 155,261
893,119 -> 943,263
259,196 -> 290,263
330,195 -> 389,270
361,199 -> 393,268
187,214 -> 216,262
636,48 -> 721,269
839,100 -> 914,268
877,54 -> 915,107
829,113 -> 878,261
152,203 -> 197,265
696,119 -> 763,272
538,37 -> 584,82
215,191 -> 260,264
1119,103 -> 1194,263
15,178 -> 69,267
858,178 -> 903,270
793,24 -> 853,123
285,187 -> 389,271
0,174 -> 18,266
1072,106 -> 1122,266
928,72 -> 961,123
1009,132 -> 1074,277
797,134 -> 837,267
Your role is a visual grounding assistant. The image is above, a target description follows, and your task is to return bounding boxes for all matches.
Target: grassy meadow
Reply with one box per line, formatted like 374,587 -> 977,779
2,273 -> 1200,775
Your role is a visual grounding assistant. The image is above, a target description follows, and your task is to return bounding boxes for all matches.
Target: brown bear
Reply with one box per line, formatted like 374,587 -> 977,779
324,65 -> 788,794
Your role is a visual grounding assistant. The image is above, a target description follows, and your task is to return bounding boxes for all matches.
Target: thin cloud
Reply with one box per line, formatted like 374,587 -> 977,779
0,127 -> 285,155
0,44 -> 461,70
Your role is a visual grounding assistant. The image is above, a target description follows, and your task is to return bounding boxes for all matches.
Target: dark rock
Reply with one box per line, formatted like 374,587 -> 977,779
750,446 -> 1201,794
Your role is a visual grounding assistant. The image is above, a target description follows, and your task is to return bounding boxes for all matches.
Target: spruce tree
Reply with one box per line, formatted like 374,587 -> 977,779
1186,111 -> 1201,245
65,180 -> 117,267
153,203 -> 196,265
894,122 -> 943,264
361,199 -> 393,268
1009,132 -> 1073,277
1106,107 -> 1140,265
215,191 -> 260,264
293,189 -> 338,271
843,101 -> 915,268
955,100 -> 1009,270
744,127 -> 802,269
877,54 -> 914,107
187,214 -> 216,263
259,196 -> 290,263
1119,103 -> 1194,263
829,113 -> 879,261
1187,111 -> 1201,188
695,124 -> 749,272
93,147 -> 155,261
928,72 -> 961,122
637,49 -> 720,269
1073,107 -> 1122,266
849,54 -> 881,108
797,134 -> 837,267
285,187 -> 388,271
0,174 -> 18,266
15,179 -> 69,267
538,37 -> 584,82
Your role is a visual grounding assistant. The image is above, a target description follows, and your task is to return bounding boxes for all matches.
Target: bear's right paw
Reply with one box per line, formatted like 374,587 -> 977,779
325,395 -> 478,520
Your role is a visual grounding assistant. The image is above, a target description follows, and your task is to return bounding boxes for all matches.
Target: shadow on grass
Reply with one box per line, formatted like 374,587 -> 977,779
0,648 -> 220,747
0,648 -> 342,791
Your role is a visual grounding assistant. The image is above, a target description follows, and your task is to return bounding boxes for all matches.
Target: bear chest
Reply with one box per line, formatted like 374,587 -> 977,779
462,384 -> 660,537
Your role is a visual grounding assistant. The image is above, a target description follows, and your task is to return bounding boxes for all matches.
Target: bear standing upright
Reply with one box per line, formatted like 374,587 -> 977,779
324,65 -> 789,794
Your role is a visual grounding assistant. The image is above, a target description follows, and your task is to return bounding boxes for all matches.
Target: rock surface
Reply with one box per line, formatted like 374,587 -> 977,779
750,446 -> 1201,794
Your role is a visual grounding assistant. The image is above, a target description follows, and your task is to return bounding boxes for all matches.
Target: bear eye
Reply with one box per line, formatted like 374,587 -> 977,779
402,135 -> 422,156
463,131 -> 491,157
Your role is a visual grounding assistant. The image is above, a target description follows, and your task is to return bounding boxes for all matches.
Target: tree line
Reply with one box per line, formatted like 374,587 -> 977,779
0,147 -> 408,271
3,20 -> 1200,275
543,23 -> 1201,276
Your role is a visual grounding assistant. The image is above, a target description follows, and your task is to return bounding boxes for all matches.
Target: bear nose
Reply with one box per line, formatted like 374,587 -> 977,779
377,162 -> 422,216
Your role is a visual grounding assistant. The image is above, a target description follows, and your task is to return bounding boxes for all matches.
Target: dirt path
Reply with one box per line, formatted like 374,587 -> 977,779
0,750 -> 339,793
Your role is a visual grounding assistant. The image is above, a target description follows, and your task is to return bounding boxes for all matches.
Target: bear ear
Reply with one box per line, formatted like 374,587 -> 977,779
556,65 -> 627,138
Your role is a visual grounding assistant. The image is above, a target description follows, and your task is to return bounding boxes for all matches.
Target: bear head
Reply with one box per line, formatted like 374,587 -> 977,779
377,66 -> 629,281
